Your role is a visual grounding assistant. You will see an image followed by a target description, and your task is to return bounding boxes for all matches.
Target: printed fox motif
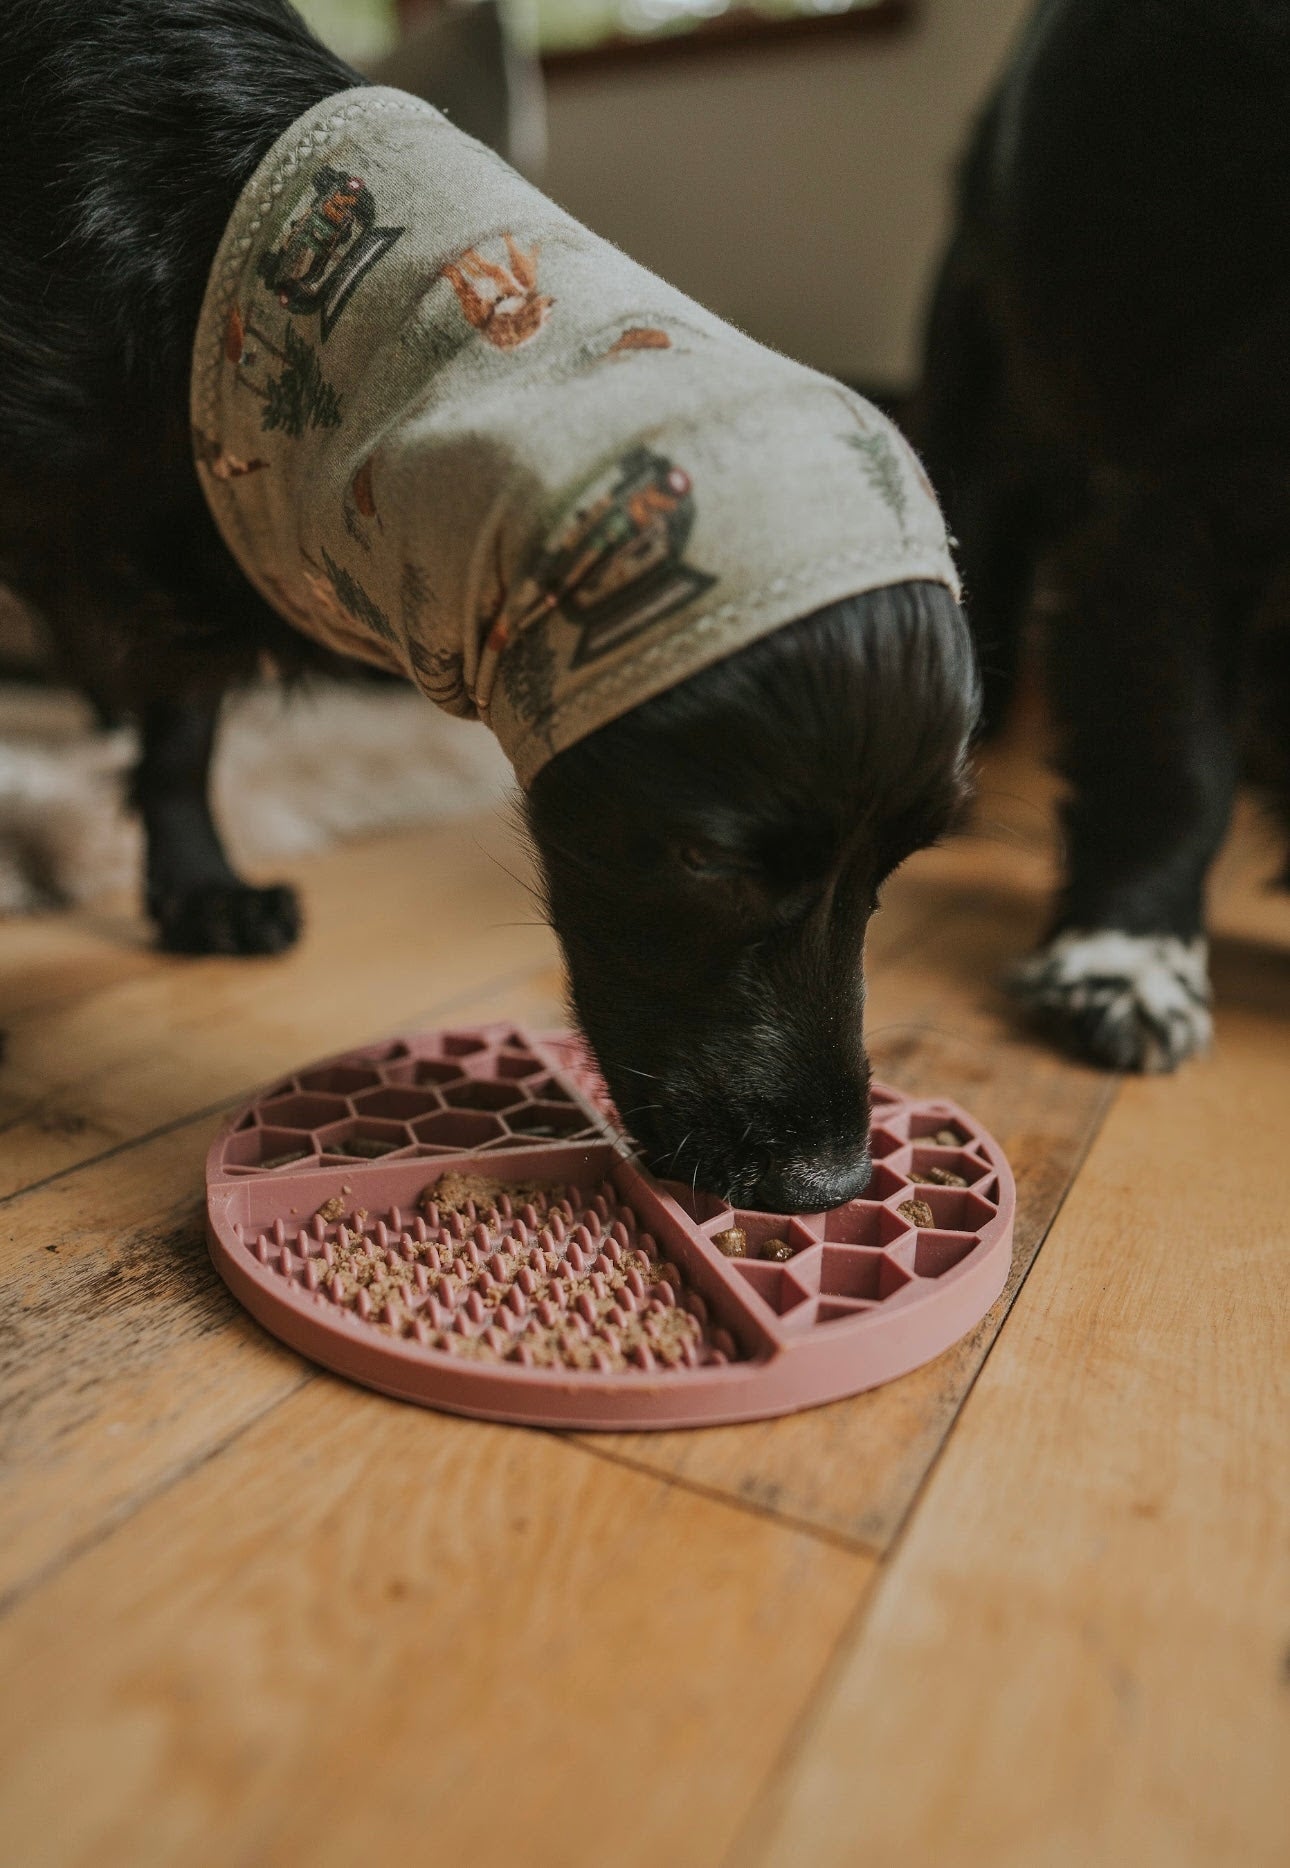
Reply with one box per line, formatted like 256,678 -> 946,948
441,234 -> 554,350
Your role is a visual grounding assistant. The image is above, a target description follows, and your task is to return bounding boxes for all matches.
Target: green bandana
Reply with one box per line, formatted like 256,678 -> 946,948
192,87 -> 959,784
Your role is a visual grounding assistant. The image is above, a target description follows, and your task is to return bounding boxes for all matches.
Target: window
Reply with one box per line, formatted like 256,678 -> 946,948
530,0 -> 901,60
296,0 -> 908,68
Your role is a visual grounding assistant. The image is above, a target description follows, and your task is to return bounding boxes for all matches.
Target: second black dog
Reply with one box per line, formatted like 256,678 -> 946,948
915,0 -> 1290,1071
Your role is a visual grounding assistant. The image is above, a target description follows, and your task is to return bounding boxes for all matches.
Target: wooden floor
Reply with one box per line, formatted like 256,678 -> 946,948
1,721 -> 1286,1867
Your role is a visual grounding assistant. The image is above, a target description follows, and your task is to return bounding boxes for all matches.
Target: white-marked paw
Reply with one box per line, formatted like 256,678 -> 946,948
1008,929 -> 1212,1072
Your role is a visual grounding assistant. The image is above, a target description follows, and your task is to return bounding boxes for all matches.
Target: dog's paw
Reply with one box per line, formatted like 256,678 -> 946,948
153,881 -> 301,957
1008,929 -> 1211,1072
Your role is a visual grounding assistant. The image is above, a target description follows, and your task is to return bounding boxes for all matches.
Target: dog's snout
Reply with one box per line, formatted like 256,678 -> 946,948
748,1146 -> 873,1215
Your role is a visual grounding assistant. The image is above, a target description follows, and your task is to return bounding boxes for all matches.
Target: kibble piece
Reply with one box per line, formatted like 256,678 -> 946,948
261,1149 -> 310,1170
713,1227 -> 748,1259
924,1166 -> 968,1188
933,1127 -> 962,1147
345,1136 -> 397,1158
763,1238 -> 796,1262
898,1198 -> 935,1228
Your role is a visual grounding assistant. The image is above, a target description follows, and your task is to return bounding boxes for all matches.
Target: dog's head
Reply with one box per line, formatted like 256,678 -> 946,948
525,579 -> 978,1211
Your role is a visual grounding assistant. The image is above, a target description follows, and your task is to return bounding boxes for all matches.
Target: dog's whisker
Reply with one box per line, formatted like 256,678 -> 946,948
473,841 -> 546,912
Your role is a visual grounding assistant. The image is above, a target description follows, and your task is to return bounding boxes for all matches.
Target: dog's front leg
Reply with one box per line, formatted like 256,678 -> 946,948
1012,488 -> 1238,1071
133,698 -> 300,956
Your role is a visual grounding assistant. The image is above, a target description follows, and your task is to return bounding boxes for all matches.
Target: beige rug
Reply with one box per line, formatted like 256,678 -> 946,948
0,679 -> 513,914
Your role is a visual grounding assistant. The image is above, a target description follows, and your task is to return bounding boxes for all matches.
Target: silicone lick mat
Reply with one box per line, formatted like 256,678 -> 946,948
205,1024 -> 1015,1429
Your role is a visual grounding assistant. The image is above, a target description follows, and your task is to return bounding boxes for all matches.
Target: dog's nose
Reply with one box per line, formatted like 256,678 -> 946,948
748,1147 -> 873,1215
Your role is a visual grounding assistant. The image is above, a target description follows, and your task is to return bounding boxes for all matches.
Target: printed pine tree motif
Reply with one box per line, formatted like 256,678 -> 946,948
500,621 -> 558,742
843,430 -> 909,535
321,546 -> 395,641
407,635 -> 472,716
400,563 -> 472,712
260,323 -> 342,438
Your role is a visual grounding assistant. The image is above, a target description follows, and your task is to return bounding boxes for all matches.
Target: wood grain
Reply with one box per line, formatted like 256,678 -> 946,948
0,965 -> 568,1606
0,1116 -> 305,1609
0,1381 -> 870,1868
743,993 -> 1290,1868
0,814 -> 555,1199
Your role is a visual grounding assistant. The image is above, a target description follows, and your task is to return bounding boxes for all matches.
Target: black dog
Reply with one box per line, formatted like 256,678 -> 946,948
915,0 -> 1290,1071
0,0 -> 976,1209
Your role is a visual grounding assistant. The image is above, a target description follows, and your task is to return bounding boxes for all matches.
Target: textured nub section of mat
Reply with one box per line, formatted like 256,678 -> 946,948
246,1172 -> 736,1374
206,1024 -> 1016,1429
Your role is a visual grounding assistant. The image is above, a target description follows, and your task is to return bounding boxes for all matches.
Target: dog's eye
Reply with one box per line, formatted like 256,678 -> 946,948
676,840 -> 758,880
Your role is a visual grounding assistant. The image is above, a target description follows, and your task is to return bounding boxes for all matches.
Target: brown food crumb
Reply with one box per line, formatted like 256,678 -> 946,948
423,1169 -> 553,1218
933,1127 -> 962,1147
763,1238 -> 796,1262
314,1194 -> 346,1223
713,1227 -> 747,1259
898,1198 -> 935,1228
923,1166 -> 968,1188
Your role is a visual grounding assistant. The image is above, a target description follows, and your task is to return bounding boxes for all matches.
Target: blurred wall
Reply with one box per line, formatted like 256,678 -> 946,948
542,0 -> 1032,386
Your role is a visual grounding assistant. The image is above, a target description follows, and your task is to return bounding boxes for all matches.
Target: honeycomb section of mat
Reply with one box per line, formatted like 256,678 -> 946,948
216,1029 -> 604,1171
632,1088 -> 1001,1333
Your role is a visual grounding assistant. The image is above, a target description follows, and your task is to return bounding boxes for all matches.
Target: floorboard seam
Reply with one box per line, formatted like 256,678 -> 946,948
0,1091 -> 248,1210
872,1072 -> 1122,1539
715,1072 -> 1122,1868
0,1369 -> 317,1622
564,1435 -> 883,1558
718,1564 -> 885,1868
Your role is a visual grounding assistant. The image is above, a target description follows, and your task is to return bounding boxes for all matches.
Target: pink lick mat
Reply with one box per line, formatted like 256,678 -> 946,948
205,1024 -> 1015,1429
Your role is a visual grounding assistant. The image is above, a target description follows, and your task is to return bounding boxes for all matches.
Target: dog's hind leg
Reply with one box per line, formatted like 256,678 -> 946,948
1011,484 -> 1238,1072
1244,561 -> 1290,887
133,697 -> 300,956
913,237 -> 1046,737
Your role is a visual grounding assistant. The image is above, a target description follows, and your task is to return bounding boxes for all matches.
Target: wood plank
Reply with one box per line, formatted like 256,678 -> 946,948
0,1118 -> 302,1611
0,813 -> 557,1198
0,965 -> 567,1606
742,989 -> 1290,1868
581,820 -> 1113,1553
0,1382 -> 870,1868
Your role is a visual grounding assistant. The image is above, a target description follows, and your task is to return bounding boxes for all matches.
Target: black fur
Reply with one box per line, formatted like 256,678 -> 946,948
1,0 -> 364,947
528,580 -> 975,1208
914,0 -> 1290,1069
1,0 -> 977,1208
